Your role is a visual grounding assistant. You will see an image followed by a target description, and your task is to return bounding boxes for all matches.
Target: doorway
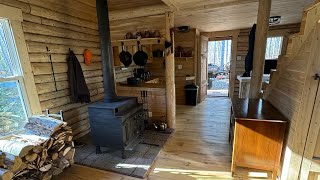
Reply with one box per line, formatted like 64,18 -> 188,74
207,39 -> 232,97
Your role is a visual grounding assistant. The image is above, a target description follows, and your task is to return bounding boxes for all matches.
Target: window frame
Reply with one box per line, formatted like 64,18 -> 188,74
0,4 -> 42,118
0,19 -> 31,117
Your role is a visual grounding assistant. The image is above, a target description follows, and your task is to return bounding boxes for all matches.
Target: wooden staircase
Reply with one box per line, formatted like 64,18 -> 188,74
263,2 -> 320,102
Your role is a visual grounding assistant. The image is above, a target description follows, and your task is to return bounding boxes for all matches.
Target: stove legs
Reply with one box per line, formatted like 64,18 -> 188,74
122,150 -> 127,159
96,146 -> 102,154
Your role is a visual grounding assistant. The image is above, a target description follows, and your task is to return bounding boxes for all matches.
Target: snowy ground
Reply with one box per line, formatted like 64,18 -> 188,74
208,77 -> 229,97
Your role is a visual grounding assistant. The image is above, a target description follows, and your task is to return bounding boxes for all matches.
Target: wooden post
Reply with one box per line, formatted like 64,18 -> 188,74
165,12 -> 176,128
249,0 -> 271,98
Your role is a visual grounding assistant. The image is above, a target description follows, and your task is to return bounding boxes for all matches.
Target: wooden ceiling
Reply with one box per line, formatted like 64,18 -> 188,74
167,0 -> 315,31
85,0 -> 315,32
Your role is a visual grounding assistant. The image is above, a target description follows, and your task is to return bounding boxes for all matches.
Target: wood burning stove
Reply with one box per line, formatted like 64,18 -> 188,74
88,0 -> 145,158
88,97 -> 144,157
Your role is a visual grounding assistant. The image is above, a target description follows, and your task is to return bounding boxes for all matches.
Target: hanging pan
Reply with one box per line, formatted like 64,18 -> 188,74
133,41 -> 148,66
119,42 -> 132,67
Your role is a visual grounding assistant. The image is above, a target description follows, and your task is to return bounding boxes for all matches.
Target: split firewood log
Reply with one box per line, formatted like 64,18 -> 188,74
50,153 -> 59,161
43,138 -> 53,150
0,168 -> 13,180
27,164 -> 36,170
25,153 -> 38,162
39,163 -> 52,172
64,148 -> 75,164
4,153 -> 23,173
33,145 -> 43,154
0,140 -> 34,157
59,146 -> 71,157
0,152 -> 5,167
65,135 -> 73,142
13,169 -> 29,178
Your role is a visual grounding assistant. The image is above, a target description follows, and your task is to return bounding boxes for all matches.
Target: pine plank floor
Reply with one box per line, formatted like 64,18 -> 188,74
55,97 -> 272,180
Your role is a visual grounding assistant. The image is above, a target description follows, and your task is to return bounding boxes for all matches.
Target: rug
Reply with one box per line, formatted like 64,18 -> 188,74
74,129 -> 172,178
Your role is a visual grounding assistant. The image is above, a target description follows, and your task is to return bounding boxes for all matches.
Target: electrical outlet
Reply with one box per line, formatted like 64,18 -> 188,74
237,56 -> 242,61
149,112 -> 153,117
177,65 -> 183,70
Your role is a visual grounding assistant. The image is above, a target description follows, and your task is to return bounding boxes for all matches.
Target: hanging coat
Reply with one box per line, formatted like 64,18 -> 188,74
67,51 -> 91,103
243,24 -> 256,77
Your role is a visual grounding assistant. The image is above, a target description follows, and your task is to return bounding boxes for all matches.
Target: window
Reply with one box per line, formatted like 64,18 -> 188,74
265,36 -> 283,60
0,19 -> 28,136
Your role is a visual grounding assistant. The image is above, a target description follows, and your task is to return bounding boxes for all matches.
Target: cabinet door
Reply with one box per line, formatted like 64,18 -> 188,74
234,120 -> 285,170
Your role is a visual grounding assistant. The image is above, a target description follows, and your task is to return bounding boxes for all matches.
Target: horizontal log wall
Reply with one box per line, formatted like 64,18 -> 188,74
0,0 -> 165,140
174,29 -> 198,105
234,24 -> 300,97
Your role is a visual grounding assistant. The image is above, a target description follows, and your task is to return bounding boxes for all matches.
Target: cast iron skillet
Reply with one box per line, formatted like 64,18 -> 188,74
133,42 -> 148,66
119,42 -> 132,67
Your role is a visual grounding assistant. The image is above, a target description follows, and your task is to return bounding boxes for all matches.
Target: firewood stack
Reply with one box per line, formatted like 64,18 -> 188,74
0,116 -> 75,180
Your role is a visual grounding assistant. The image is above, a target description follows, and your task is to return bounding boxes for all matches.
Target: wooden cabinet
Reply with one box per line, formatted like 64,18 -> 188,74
230,98 -> 287,179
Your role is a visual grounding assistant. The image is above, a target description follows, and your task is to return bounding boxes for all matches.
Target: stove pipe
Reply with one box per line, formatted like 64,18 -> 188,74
96,0 -> 117,102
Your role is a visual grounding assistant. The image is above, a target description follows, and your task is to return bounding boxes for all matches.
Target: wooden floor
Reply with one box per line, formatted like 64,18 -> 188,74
55,97 -> 272,180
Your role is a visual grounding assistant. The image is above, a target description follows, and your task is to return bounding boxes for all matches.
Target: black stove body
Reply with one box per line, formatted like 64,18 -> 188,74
88,97 -> 144,157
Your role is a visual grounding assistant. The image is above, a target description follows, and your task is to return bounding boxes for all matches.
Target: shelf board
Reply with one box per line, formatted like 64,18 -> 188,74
112,38 -> 165,46
175,57 -> 194,60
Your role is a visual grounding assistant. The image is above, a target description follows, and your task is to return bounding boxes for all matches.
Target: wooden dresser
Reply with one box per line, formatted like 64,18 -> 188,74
230,98 -> 287,179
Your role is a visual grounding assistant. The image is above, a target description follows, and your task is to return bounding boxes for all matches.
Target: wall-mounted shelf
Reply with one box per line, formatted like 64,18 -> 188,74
175,57 -> 194,61
111,38 -> 165,46
186,76 -> 196,81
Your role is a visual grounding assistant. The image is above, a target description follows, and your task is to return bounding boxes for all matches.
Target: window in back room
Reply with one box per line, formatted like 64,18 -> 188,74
264,36 -> 283,74
0,18 -> 28,136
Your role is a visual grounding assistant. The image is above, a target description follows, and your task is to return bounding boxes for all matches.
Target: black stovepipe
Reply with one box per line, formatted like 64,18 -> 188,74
96,0 -> 117,102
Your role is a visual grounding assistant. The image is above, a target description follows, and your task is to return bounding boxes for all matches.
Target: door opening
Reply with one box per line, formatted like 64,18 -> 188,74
207,39 -> 232,97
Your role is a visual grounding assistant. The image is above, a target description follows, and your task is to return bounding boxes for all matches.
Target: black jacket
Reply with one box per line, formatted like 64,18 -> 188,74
67,51 -> 91,103
243,24 -> 256,77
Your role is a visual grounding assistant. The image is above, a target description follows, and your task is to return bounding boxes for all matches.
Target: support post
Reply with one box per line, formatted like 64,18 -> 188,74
249,0 -> 271,98
165,12 -> 176,128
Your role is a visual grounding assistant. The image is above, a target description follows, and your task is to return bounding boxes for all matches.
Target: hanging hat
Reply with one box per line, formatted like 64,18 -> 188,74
84,49 -> 93,65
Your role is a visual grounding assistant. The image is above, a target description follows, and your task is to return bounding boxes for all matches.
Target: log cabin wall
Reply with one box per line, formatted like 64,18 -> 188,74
174,29 -> 198,105
0,0 -> 166,140
233,24 -> 300,97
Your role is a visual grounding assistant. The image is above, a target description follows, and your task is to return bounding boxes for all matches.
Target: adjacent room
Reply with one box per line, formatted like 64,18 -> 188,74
0,0 -> 320,180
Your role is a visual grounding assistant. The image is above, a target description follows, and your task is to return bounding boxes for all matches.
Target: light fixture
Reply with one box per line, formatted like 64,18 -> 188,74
269,16 -> 281,25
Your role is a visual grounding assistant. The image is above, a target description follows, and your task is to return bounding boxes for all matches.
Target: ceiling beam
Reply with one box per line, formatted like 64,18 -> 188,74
161,0 -> 179,10
108,4 -> 169,21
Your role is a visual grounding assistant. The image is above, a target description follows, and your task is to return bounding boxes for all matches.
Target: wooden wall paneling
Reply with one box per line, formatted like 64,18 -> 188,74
0,0 -> 108,139
229,31 -> 240,99
313,131 -> 320,158
174,29 -> 198,105
297,23 -> 320,179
